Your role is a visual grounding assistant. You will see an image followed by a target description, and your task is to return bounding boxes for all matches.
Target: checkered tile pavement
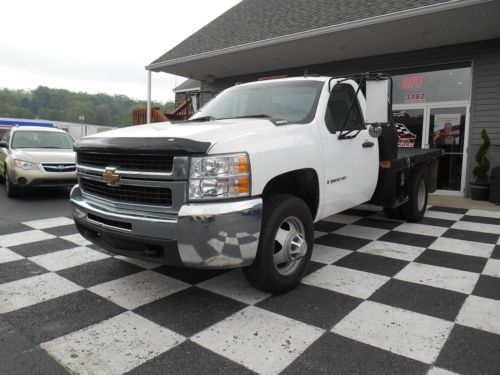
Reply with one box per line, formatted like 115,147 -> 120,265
1,206 -> 500,375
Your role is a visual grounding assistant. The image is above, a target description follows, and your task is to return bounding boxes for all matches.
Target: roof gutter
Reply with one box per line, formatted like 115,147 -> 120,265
146,0 -> 492,71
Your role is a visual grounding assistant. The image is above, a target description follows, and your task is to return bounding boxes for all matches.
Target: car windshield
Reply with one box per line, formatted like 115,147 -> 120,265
11,131 -> 74,149
191,80 -> 324,124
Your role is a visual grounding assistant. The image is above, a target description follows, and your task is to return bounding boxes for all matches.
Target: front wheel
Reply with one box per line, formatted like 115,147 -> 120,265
4,168 -> 20,198
399,170 -> 428,222
243,194 -> 313,294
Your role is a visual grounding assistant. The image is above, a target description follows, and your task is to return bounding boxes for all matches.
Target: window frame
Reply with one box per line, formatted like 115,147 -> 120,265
324,83 -> 365,137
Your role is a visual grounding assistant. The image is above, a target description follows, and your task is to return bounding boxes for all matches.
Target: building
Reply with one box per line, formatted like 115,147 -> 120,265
0,118 -> 114,141
145,0 -> 500,196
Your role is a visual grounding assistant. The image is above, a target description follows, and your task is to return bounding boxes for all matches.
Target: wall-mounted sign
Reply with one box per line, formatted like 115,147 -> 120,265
404,93 -> 425,103
401,76 -> 424,89
394,122 -> 417,148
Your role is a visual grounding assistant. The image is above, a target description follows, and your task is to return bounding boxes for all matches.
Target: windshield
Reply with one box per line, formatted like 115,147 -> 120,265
192,80 -> 324,124
11,131 -> 74,149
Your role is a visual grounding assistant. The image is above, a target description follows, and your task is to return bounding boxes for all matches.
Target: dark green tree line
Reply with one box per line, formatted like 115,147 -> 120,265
0,86 -> 175,127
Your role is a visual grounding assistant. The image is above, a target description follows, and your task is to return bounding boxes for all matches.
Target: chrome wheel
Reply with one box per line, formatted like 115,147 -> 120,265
417,179 -> 426,212
273,216 -> 307,276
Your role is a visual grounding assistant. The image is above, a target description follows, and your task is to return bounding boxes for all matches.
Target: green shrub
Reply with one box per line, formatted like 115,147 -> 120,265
472,129 -> 490,184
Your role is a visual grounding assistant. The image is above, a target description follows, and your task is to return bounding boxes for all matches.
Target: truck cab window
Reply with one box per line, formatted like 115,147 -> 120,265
325,83 -> 364,134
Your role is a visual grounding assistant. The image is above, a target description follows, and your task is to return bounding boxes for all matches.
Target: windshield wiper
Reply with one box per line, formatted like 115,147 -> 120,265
218,114 -> 271,120
185,116 -> 216,122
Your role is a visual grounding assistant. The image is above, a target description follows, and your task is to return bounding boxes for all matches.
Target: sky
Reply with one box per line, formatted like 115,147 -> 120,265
0,0 -> 241,102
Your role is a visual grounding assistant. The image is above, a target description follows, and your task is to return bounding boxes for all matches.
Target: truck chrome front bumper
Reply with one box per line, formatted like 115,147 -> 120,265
70,185 -> 262,269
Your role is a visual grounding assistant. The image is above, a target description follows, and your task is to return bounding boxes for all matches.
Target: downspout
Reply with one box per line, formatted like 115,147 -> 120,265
146,70 -> 152,124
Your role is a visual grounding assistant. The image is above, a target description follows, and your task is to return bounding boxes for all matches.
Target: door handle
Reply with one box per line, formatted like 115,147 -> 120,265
362,141 -> 374,148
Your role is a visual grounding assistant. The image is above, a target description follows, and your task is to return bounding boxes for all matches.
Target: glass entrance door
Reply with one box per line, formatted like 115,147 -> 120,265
393,104 -> 469,194
428,106 -> 468,192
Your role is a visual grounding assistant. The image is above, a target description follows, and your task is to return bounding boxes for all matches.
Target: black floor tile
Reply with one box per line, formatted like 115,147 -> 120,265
415,249 -> 487,273
282,332 -> 429,375
436,325 -> 500,375
133,287 -> 245,337
334,252 -> 408,277
257,284 -> 361,330
153,265 -> 229,284
492,245 -> 500,260
57,257 -> 143,288
419,217 -> 455,228
44,224 -> 78,237
0,259 -> 47,283
429,206 -> 467,214
0,222 -> 31,236
125,340 -> 256,375
442,228 -> 498,244
10,238 -> 76,257
313,221 -> 345,232
378,231 -> 437,248
461,215 -> 500,226
3,290 -> 124,344
0,316 -> 67,375
315,233 -> 371,251
472,275 -> 500,300
342,208 -> 378,217
353,217 -> 402,230
369,279 -> 467,321
304,260 -> 326,276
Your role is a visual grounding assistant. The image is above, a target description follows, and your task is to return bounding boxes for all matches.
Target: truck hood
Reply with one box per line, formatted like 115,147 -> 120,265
11,148 -> 76,163
75,119 -> 275,154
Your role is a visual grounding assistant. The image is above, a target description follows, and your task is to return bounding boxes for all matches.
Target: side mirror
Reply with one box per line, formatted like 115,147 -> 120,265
365,79 -> 390,124
0,141 -> 8,148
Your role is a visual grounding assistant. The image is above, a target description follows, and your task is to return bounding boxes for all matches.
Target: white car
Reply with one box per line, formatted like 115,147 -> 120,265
0,126 -> 76,197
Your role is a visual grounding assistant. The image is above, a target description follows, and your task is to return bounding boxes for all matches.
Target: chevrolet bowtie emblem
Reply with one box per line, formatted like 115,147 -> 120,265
102,167 -> 120,186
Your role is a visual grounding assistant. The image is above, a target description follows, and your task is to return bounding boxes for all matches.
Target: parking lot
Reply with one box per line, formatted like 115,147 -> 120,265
1,190 -> 499,375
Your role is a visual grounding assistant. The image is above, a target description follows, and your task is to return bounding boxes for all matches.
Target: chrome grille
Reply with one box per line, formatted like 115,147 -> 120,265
42,163 -> 76,172
78,153 -> 174,172
80,179 -> 172,206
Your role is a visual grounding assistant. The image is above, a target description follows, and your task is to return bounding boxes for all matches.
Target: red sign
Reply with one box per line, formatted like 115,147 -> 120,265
401,76 -> 424,89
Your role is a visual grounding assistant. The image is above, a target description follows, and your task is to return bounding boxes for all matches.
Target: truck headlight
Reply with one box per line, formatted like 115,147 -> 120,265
189,153 -> 250,200
14,160 -> 39,170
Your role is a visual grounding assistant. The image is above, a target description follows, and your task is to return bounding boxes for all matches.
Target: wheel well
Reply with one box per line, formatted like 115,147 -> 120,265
262,169 -> 319,219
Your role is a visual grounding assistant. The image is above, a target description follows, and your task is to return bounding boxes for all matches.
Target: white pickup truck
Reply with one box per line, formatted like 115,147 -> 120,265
71,74 -> 442,293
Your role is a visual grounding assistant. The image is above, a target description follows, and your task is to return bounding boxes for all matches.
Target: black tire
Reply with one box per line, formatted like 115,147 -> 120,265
399,170 -> 428,222
383,207 -> 401,220
4,168 -> 20,198
243,194 -> 314,294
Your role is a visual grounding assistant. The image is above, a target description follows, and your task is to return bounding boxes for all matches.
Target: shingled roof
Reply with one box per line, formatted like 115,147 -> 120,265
150,0 -> 453,66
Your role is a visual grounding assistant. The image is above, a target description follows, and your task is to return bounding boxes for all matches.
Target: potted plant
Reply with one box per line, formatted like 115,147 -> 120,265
470,129 -> 491,200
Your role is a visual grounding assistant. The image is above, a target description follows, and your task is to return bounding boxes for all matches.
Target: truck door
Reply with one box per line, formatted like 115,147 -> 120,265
319,82 -> 379,216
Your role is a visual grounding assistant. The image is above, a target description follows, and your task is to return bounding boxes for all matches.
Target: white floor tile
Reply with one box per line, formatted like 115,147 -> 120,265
427,367 -> 460,375
0,273 -> 83,313
358,241 -> 425,261
302,265 -> 389,299
41,311 -> 184,375
192,306 -> 323,375
22,217 -> 74,229
394,223 -> 448,237
323,214 -> 362,224
0,230 -> 55,248
332,301 -> 453,364
60,233 -> 92,246
466,209 -> 500,219
197,269 -> 271,305
429,237 -> 494,258
452,220 -> 500,235
0,247 -> 24,264
395,262 -> 479,294
29,246 -> 110,272
482,259 -> 500,278
311,245 -> 352,264
89,270 -> 189,310
114,255 -> 161,269
456,295 -> 500,335
424,210 -> 463,221
333,224 -> 388,241
314,231 -> 327,239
